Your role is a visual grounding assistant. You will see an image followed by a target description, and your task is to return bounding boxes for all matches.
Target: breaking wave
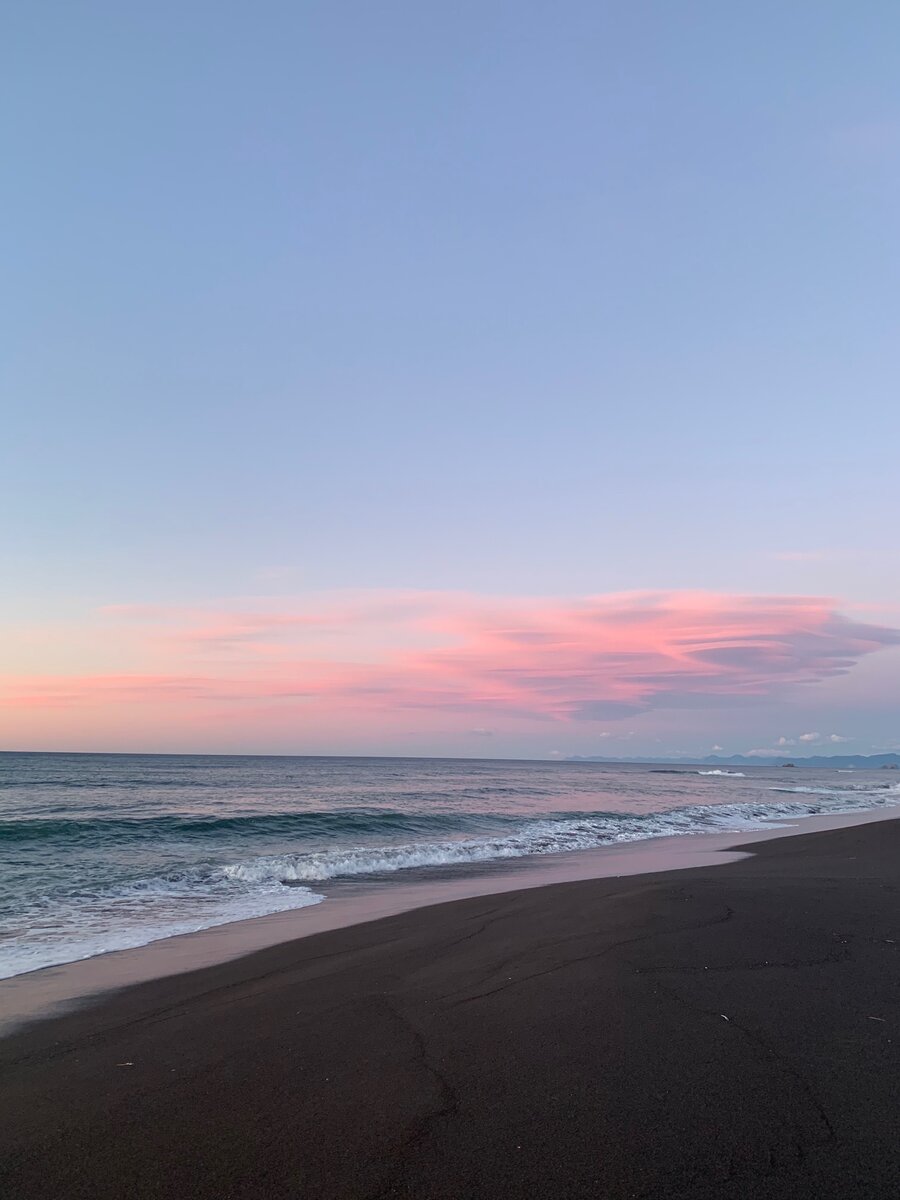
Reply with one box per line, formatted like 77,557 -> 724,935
219,790 -> 900,885
5,755 -> 898,981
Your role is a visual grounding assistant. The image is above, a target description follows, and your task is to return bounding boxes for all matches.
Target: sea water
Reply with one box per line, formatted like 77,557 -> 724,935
1,752 -> 897,978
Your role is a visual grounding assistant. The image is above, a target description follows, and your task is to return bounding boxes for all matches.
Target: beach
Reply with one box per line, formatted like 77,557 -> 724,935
2,817 -> 899,1198
5,752 -> 897,983
8,4 -> 900,1196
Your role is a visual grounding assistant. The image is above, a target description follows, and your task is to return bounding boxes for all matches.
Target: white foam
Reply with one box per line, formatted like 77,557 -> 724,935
771,782 -> 900,796
0,872 -> 323,980
220,789 -> 900,885
697,770 -> 746,777
6,783 -> 898,981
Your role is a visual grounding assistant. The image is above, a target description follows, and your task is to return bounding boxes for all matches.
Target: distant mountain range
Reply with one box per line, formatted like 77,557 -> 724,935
567,752 -> 900,769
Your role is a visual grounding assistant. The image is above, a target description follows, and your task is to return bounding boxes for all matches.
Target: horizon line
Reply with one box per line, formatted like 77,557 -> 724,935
1,748 -> 897,764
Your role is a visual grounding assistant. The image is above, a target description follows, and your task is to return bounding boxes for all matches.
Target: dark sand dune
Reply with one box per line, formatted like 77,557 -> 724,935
2,819 -> 899,1199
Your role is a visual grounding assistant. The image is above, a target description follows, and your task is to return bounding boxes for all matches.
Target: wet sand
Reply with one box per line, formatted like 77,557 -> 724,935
2,818 -> 899,1198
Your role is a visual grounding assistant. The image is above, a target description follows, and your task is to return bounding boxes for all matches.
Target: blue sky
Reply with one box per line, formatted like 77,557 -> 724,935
2,3 -> 899,756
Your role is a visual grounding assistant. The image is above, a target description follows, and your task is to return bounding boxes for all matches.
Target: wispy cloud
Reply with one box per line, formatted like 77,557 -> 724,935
2,592 -> 897,740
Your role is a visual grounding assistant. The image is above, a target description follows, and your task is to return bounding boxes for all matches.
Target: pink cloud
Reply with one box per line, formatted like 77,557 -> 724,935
2,593 -> 897,735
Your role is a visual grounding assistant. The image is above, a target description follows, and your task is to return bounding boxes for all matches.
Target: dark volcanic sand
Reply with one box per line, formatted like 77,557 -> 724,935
1,819 -> 899,1199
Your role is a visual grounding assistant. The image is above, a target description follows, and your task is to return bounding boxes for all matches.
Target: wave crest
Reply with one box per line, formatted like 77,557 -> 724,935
219,789 -> 900,885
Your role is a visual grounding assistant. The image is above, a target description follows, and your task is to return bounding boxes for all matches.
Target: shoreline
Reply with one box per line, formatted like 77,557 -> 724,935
2,814 -> 899,1198
1,803 -> 896,1036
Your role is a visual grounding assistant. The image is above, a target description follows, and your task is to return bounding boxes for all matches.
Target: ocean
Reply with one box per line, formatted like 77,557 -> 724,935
2,752 -> 898,980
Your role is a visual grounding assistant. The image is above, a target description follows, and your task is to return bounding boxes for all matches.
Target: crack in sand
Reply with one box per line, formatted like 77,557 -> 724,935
444,905 -> 735,1007
363,999 -> 460,1198
433,907 -> 507,955
647,974 -> 838,1152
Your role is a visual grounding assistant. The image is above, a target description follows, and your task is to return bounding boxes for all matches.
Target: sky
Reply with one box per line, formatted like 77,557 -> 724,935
2,2 -> 899,758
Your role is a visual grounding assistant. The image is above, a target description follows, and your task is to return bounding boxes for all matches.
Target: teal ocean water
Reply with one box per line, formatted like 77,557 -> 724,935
2,752 -> 897,978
